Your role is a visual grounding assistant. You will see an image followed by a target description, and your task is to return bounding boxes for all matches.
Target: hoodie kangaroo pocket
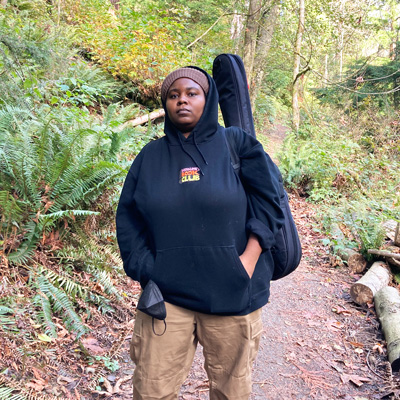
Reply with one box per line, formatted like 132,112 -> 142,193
152,246 -> 251,314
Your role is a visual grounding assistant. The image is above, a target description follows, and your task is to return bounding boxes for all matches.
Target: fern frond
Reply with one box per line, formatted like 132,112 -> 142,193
7,219 -> 41,264
0,306 -> 14,315
0,386 -> 26,400
0,191 -> 24,230
33,291 -> 57,338
40,267 -> 86,300
36,275 -> 88,338
86,267 -> 122,301
39,210 -> 99,234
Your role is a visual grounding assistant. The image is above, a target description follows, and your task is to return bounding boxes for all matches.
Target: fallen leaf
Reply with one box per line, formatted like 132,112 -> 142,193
340,373 -> 372,387
372,343 -> 384,354
103,377 -> 114,394
348,341 -> 364,348
326,319 -> 343,331
57,375 -> 75,385
37,333 -> 53,342
332,306 -> 352,316
26,378 -> 46,391
114,376 -> 131,394
82,337 -> 105,354
31,367 -> 44,380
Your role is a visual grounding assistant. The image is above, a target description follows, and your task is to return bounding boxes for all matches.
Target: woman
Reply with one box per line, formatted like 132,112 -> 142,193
116,66 -> 284,400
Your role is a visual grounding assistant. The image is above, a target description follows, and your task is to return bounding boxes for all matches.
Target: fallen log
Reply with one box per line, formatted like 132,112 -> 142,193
119,109 -> 165,130
382,220 -> 400,246
368,247 -> 400,269
374,286 -> 400,372
350,261 -> 391,305
337,248 -> 367,274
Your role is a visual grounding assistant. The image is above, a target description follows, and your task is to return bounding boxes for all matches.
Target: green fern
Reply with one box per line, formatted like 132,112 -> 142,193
86,267 -> 122,301
0,305 -> 14,315
33,291 -> 57,338
35,275 -> 88,338
0,386 -> 26,400
0,104 -> 125,264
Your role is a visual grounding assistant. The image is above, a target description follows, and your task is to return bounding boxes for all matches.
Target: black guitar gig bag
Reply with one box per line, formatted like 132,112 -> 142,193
212,53 -> 302,280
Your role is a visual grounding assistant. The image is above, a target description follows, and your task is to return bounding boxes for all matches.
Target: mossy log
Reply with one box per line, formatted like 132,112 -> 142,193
374,286 -> 400,372
350,261 -> 391,305
337,248 -> 367,273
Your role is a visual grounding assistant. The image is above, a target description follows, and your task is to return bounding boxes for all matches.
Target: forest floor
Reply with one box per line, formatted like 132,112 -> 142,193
2,124 -> 400,400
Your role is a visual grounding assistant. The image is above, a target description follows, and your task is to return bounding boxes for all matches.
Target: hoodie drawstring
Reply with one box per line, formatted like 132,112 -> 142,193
177,132 -> 207,175
193,132 -> 208,167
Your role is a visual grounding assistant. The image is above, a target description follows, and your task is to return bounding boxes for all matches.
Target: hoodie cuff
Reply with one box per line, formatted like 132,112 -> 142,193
246,218 -> 276,250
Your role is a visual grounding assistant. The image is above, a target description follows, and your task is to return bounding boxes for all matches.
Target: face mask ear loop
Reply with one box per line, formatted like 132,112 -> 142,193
152,318 -> 167,336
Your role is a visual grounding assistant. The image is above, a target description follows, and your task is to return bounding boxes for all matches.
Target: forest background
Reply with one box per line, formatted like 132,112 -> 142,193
0,0 -> 400,398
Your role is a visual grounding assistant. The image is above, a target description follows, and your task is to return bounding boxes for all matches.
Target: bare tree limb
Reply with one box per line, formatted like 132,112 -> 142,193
368,250 -> 400,260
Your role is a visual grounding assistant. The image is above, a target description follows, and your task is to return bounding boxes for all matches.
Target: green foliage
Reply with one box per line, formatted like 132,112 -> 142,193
314,58 -> 400,110
52,61 -> 127,106
279,104 -> 400,203
95,355 -> 120,372
0,302 -> 18,334
0,3 -> 157,342
319,199 -> 389,259
34,274 -> 88,338
0,104 -> 127,262
63,0 -> 190,100
0,386 -> 26,400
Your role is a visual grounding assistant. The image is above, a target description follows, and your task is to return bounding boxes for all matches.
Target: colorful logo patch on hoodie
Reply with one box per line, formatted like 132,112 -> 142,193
179,167 -> 200,184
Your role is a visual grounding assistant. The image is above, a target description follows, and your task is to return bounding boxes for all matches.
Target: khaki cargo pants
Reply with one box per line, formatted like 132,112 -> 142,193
130,302 -> 263,400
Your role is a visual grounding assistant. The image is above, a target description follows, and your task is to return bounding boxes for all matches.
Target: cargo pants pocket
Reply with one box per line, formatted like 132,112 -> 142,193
130,313 -> 143,364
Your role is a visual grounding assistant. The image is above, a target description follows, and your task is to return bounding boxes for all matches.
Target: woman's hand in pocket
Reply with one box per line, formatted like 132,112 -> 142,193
239,234 -> 262,278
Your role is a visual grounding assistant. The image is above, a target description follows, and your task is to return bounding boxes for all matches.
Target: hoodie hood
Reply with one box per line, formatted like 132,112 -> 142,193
162,66 -> 220,146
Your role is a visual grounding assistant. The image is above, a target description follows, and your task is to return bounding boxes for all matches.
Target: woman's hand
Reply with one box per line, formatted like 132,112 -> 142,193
239,234 -> 262,278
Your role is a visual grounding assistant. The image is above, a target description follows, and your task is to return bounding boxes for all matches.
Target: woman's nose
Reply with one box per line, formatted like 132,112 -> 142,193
177,96 -> 188,105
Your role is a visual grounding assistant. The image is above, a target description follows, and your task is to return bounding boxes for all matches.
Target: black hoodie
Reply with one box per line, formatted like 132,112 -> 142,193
116,68 -> 284,315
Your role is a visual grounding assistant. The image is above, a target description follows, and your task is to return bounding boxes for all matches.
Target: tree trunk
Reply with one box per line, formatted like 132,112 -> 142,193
250,1 -> 280,108
243,0 -> 262,84
337,248 -> 367,274
374,286 -> 400,372
323,54 -> 328,87
109,0 -> 120,10
292,0 -> 305,132
350,261 -> 391,305
231,11 -> 244,54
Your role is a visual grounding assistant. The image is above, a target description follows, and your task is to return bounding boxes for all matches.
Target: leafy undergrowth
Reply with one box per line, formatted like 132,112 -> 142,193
0,247 -> 140,399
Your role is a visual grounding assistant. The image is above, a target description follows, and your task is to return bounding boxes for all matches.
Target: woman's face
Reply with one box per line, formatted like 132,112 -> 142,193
165,78 -> 206,136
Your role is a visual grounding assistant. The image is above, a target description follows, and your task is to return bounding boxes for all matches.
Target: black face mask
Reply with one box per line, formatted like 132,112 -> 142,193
137,280 -> 167,336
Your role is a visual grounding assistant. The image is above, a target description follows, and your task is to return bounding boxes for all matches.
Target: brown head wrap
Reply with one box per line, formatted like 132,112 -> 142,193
161,67 -> 209,102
